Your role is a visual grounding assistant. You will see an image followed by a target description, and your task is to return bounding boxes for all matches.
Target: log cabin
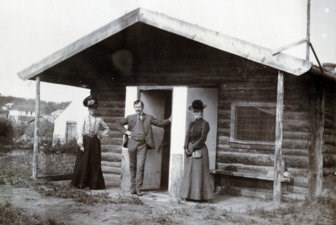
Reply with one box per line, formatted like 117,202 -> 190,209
18,8 -> 336,205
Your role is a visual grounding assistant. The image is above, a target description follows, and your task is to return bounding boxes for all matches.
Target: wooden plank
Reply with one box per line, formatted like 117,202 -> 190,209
210,169 -> 292,183
274,71 -> 284,207
32,76 -> 40,180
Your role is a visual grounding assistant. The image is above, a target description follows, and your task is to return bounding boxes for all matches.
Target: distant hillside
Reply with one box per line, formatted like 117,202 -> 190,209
0,95 -> 70,114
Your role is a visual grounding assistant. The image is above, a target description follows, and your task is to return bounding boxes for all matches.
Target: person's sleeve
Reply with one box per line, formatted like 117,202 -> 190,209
77,117 -> 85,151
115,116 -> 129,134
99,117 -> 110,137
184,123 -> 191,149
150,116 -> 170,127
190,121 -> 210,150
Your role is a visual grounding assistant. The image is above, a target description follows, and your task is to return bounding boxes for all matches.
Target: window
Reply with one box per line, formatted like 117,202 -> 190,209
230,102 -> 276,144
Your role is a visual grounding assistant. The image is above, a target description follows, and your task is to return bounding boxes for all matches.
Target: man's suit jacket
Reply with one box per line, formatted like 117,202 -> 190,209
116,113 -> 170,149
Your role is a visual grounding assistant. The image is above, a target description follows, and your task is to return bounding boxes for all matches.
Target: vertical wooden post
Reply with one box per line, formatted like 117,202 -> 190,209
308,81 -> 325,200
32,76 -> 40,180
306,0 -> 311,60
315,88 -> 324,197
274,71 -> 284,207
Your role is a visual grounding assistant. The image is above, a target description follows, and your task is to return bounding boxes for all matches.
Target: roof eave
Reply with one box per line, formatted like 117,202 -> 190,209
18,7 -> 312,81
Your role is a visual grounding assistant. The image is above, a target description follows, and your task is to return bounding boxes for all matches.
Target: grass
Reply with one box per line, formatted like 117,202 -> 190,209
2,149 -> 336,225
0,202 -> 68,225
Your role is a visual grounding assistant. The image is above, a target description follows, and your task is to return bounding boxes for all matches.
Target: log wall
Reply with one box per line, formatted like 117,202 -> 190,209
323,81 -> 336,175
92,84 -> 125,187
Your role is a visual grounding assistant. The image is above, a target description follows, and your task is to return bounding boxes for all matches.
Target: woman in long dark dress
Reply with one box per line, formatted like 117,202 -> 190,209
180,99 -> 214,201
71,95 -> 110,190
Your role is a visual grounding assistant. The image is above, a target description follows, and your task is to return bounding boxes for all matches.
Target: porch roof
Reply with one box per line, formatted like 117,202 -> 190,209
18,8 -> 313,86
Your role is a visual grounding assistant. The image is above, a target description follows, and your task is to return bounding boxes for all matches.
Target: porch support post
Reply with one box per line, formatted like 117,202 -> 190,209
32,76 -> 40,180
274,71 -> 284,207
308,80 -> 325,200
315,88 -> 325,197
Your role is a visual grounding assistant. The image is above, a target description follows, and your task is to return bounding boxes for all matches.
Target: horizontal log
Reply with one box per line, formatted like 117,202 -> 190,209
101,144 -> 122,153
100,137 -> 123,145
286,168 -> 309,176
228,142 -> 275,151
283,156 -> 309,168
323,145 -> 336,154
103,174 -> 121,186
282,148 -> 309,156
283,119 -> 310,128
282,139 -> 310,149
323,154 -> 336,167
283,112 -> 310,120
283,131 -> 310,140
324,135 -> 336,145
102,166 -> 121,175
97,101 -> 124,108
217,128 -> 230,136
101,152 -> 122,162
291,176 -> 308,188
101,161 -> 121,168
217,152 -> 274,167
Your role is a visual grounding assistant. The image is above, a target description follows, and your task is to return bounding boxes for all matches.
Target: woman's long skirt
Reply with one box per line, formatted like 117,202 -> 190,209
71,135 -> 105,190
180,145 -> 214,201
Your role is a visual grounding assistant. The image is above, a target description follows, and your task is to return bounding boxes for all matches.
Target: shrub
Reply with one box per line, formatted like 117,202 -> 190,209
43,139 -> 78,154
0,118 -> 13,145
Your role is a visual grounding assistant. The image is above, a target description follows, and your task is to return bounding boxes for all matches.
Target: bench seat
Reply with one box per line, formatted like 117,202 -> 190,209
210,169 -> 293,183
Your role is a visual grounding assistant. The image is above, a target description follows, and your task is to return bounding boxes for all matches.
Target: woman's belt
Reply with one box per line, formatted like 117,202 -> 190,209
83,133 -> 97,138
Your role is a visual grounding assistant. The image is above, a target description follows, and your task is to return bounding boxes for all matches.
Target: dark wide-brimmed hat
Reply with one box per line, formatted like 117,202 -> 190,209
188,99 -> 207,111
83,95 -> 99,108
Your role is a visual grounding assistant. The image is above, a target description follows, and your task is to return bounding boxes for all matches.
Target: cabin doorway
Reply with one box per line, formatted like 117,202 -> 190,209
140,89 -> 172,191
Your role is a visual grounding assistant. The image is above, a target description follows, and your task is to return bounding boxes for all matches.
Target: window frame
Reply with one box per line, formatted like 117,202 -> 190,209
230,102 -> 276,145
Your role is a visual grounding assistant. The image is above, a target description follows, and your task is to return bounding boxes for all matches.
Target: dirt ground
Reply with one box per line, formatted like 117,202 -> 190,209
1,181 -> 336,225
1,150 -> 336,225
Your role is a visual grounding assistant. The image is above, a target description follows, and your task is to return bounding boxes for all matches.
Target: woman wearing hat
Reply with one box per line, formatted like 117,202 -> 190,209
71,95 -> 110,190
180,99 -> 214,201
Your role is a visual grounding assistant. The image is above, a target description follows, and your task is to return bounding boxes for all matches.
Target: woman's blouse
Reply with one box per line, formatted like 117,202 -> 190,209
82,115 -> 109,136
184,118 -> 210,150
77,115 -> 110,147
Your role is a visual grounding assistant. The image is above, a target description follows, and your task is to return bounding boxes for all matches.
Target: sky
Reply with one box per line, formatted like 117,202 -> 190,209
0,0 -> 335,103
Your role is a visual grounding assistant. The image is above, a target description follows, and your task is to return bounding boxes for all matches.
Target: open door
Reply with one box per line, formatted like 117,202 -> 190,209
140,90 -> 172,190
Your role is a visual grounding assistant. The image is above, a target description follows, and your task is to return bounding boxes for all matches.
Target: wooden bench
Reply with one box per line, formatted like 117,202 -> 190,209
210,169 -> 293,183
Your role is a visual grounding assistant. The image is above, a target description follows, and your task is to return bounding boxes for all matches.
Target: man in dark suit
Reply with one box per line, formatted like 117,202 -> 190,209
116,99 -> 171,196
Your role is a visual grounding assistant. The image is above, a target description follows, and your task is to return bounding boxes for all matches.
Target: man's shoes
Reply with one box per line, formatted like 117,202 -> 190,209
136,191 -> 143,196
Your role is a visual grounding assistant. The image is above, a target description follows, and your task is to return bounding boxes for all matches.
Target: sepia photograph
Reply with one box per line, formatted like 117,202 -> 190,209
0,0 -> 335,224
